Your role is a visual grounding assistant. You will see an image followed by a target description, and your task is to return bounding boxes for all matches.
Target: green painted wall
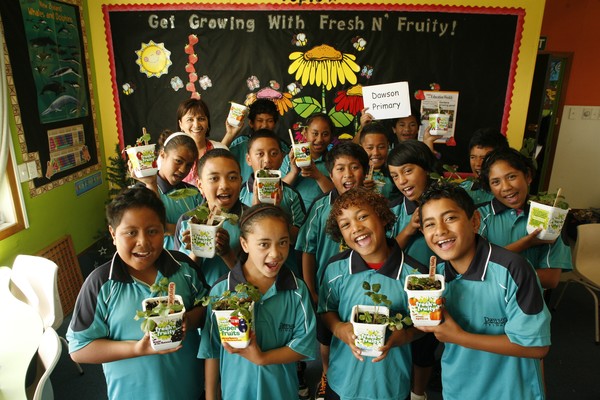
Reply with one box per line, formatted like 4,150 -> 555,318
0,6 -> 110,267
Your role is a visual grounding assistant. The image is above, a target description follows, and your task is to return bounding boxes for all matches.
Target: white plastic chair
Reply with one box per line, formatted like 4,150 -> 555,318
26,327 -> 62,400
553,223 -> 600,344
10,255 -> 84,374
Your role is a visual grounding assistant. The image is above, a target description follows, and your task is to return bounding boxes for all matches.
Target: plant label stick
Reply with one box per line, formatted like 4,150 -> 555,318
429,256 -> 437,282
288,128 -> 295,146
553,188 -> 563,208
168,282 -> 176,306
366,162 -> 375,181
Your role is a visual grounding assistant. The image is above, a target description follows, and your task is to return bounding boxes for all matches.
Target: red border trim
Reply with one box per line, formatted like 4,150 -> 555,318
103,3 -> 525,146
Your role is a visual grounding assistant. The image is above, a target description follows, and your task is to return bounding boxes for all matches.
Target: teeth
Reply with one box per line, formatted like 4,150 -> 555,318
437,239 -> 453,245
355,234 -> 368,242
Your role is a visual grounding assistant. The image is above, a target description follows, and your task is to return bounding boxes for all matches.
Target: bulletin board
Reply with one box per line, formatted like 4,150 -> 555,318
0,0 -> 100,196
104,3 -> 523,170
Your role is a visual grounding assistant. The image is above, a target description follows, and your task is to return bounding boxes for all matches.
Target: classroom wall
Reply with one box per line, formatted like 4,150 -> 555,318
0,8 -> 109,267
542,0 -> 600,208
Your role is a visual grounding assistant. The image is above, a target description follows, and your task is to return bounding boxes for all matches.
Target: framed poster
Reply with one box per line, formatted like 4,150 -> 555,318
0,0 -> 100,196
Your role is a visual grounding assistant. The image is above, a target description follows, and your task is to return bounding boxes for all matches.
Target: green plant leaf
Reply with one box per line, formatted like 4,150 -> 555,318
327,107 -> 354,128
362,282 -> 371,290
168,188 -> 200,201
372,283 -> 381,293
292,97 -> 322,118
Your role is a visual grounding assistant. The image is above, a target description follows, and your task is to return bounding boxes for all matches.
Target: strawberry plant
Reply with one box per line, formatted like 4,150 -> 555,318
201,283 -> 261,329
168,189 -> 239,225
357,281 -> 412,331
529,191 -> 569,210
134,278 -> 185,333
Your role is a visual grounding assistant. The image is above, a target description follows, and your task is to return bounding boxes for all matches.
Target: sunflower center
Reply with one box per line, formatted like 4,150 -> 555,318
304,44 -> 343,61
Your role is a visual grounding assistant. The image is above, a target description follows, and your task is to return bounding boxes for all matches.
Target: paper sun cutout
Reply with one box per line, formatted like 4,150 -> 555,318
135,40 -> 172,78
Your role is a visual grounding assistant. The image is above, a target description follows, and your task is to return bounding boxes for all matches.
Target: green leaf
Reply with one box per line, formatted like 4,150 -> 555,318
372,283 -> 381,293
168,188 -> 200,201
362,282 -> 371,290
327,107 -> 354,128
292,97 -> 322,118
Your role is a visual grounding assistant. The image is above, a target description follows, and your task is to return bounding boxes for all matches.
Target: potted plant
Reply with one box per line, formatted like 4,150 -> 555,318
124,128 -> 158,178
350,282 -> 412,357
527,189 -> 570,240
255,169 -> 282,204
201,283 -> 262,348
404,274 -> 445,327
134,278 -> 186,351
184,203 -> 239,258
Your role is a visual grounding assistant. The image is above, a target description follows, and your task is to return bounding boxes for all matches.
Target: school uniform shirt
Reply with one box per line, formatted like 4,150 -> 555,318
156,174 -> 202,250
371,167 -> 400,200
174,199 -> 247,286
281,153 -> 330,210
389,195 -> 437,266
439,235 -> 551,400
478,198 -> 573,271
230,135 -> 290,182
318,240 -> 424,400
239,174 -> 306,276
295,189 -> 342,289
459,179 -> 494,207
198,263 -> 317,400
67,250 -> 208,400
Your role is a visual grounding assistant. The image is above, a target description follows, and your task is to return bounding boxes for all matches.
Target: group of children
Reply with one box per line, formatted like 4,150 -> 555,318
67,98 -> 571,400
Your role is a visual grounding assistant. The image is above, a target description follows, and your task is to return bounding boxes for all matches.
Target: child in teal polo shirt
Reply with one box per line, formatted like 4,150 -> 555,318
67,186 -> 208,400
417,181 -> 551,400
238,129 -> 306,276
478,148 -> 572,289
199,204 -> 317,400
319,187 -> 424,400
359,121 -> 400,200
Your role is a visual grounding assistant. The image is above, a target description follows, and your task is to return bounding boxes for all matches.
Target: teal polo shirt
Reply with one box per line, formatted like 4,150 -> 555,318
439,236 -> 551,400
67,250 -> 208,400
175,200 -> 247,286
230,135 -> 290,182
317,240 -> 424,400
239,175 -> 306,276
198,263 -> 317,400
156,175 -> 202,250
478,198 -> 572,271
281,153 -> 331,210
295,190 -> 343,289
389,195 -> 436,266
459,179 -> 494,207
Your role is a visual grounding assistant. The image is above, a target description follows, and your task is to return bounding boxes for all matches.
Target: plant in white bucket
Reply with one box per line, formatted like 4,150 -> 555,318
350,281 -> 412,357
527,188 -> 570,241
124,128 -> 158,178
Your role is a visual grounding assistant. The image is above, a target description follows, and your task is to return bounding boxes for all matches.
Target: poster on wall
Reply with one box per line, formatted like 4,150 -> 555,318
105,3 -> 524,170
419,90 -> 459,144
0,0 -> 100,196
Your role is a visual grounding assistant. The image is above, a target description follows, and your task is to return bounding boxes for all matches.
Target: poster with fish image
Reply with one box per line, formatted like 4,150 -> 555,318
19,0 -> 88,123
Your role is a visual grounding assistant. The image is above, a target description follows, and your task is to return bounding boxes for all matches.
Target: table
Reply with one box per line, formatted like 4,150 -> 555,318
0,267 -> 44,400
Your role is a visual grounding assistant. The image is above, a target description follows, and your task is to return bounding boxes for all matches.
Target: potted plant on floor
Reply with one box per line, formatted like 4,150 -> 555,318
351,281 -> 412,357
134,278 -> 186,350
527,188 -> 570,240
201,282 -> 262,348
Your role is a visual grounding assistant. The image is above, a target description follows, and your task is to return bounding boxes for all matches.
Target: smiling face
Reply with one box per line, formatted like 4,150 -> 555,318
249,113 -> 276,132
469,145 -> 494,176
109,206 -> 164,280
304,117 -> 332,159
336,204 -> 389,263
330,155 -> 365,194
240,216 -> 289,281
159,145 -> 197,186
420,198 -> 479,274
197,157 -> 242,211
246,137 -> 283,172
179,109 -> 209,143
389,163 -> 429,202
361,133 -> 389,169
487,160 -> 531,209
393,115 -> 419,141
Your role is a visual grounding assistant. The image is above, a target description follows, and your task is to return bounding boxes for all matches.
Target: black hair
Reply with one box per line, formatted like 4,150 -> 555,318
305,112 -> 335,138
479,148 -> 535,192
157,131 -> 199,159
326,187 -> 396,243
197,148 -> 241,177
247,129 -> 282,153
325,142 -> 369,174
176,98 -> 211,137
248,99 -> 279,123
239,204 -> 291,239
419,181 -> 476,226
359,122 -> 392,144
106,186 -> 166,229
387,139 -> 442,174
468,128 -> 509,152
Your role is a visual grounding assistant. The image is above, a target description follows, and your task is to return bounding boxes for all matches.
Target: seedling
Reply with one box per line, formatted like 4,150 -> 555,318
134,278 -> 185,333
201,282 -> 262,328
406,276 -> 443,291
357,281 -> 412,331
430,164 -> 471,184
167,190 -> 240,225
529,190 -> 569,210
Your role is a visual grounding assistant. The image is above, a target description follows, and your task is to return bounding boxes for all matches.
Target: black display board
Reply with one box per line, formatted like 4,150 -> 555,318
105,3 -> 523,170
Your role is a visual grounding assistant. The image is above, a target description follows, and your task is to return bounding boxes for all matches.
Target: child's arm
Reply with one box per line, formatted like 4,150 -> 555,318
70,333 -> 180,364
215,228 -> 238,269
321,311 -> 363,361
395,209 -> 421,249
204,358 -> 221,400
283,149 -> 300,185
302,252 -> 318,303
534,268 -> 561,290
184,305 -> 206,331
417,309 -> 549,359
300,162 -> 334,193
505,228 -> 556,254
220,120 -> 244,147
223,332 -> 306,365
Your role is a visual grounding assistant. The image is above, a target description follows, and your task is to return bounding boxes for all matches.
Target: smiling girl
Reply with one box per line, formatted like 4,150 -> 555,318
199,204 -> 317,400
478,147 -> 572,289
